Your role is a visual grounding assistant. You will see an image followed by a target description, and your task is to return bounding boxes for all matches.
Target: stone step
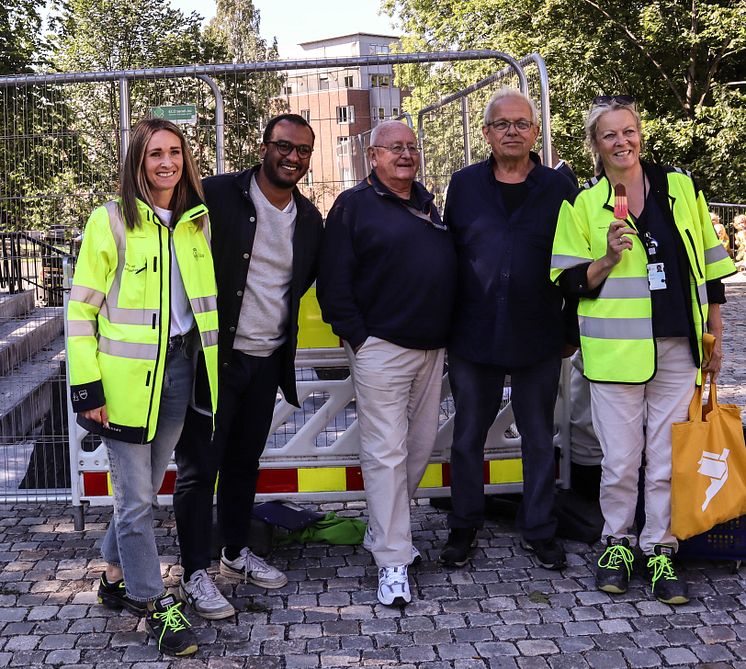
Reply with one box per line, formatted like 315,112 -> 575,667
0,290 -> 34,321
0,336 -> 65,442
0,307 -> 64,377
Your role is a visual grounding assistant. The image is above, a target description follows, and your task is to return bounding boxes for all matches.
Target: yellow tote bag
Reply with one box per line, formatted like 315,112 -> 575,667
671,338 -> 746,540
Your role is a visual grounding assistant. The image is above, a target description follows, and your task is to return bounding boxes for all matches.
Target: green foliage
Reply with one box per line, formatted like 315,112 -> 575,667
384,0 -> 746,202
0,0 -> 45,75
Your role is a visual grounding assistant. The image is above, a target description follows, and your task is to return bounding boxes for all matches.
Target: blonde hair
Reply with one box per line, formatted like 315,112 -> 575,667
585,99 -> 643,175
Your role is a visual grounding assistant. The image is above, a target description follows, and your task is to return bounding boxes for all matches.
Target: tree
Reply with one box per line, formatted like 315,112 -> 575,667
383,0 -> 746,203
0,0 -> 45,75
203,0 -> 285,171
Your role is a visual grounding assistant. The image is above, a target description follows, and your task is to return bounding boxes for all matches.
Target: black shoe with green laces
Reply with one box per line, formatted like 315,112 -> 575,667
596,536 -> 634,594
97,574 -> 146,616
646,545 -> 689,605
145,593 -> 198,656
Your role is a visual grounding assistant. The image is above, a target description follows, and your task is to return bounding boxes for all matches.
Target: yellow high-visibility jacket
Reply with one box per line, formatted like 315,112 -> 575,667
67,199 -> 219,443
550,163 -> 735,384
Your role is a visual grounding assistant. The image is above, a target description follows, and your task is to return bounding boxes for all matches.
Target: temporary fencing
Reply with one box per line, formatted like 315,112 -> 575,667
0,49 -> 571,526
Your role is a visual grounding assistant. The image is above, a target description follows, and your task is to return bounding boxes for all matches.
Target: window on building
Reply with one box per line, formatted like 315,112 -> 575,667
337,137 -> 351,156
369,44 -> 390,55
283,84 -> 294,95
370,74 -> 391,88
377,107 -> 386,120
337,105 -> 355,124
392,107 -> 400,118
305,170 -> 313,186
300,109 -> 311,122
319,74 -> 329,90
344,75 -> 354,88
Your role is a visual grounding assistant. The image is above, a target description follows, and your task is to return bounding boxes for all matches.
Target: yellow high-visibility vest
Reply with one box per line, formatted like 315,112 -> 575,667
67,199 -> 219,443
551,165 -> 735,384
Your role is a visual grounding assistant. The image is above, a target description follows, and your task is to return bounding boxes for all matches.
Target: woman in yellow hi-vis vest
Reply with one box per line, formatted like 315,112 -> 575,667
67,119 -> 219,656
550,97 -> 735,606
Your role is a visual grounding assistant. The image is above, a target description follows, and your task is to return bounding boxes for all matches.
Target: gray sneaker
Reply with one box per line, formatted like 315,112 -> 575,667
219,548 -> 288,589
179,569 -> 235,620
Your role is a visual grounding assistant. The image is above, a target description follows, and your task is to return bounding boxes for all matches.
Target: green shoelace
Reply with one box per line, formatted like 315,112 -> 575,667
153,602 -> 191,649
647,553 -> 677,587
598,544 -> 634,577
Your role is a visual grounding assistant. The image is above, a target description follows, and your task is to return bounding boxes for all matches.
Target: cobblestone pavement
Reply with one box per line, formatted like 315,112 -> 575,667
1,283 -> 745,669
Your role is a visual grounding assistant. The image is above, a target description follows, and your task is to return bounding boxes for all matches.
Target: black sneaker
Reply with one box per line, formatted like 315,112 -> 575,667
439,528 -> 477,567
521,537 -> 566,570
646,545 -> 689,605
596,536 -> 634,594
97,574 -> 147,616
145,593 -> 198,657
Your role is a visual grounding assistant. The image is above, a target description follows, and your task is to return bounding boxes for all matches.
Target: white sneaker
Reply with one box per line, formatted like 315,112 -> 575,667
364,525 -> 421,566
219,548 -> 288,589
377,565 -> 412,606
179,569 -> 235,620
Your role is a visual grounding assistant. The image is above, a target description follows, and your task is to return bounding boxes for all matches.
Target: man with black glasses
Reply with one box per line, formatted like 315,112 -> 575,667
439,88 -> 577,571
174,114 -> 323,619
318,120 -> 456,607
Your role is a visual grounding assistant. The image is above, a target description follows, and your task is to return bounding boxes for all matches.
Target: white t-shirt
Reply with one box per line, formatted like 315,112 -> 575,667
153,206 -> 195,337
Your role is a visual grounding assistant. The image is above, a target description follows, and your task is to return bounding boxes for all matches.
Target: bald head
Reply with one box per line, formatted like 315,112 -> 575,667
370,120 -> 415,148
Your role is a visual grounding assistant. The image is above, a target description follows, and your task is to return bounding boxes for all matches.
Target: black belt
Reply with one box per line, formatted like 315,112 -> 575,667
168,330 -> 192,352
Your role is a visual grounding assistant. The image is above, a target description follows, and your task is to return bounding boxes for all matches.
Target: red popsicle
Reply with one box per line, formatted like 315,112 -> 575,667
614,183 -> 628,219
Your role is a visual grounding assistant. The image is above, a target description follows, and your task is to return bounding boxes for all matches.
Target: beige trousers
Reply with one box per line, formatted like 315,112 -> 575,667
346,336 -> 444,567
590,337 -> 697,554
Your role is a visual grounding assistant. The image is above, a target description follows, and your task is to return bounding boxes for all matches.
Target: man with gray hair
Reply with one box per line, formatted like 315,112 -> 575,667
318,120 -> 456,606
439,88 -> 577,569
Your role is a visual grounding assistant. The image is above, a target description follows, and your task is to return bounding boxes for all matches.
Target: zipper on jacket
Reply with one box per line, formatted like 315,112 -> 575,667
153,256 -> 158,273
143,223 -> 166,442
145,370 -> 151,386
684,229 -> 704,280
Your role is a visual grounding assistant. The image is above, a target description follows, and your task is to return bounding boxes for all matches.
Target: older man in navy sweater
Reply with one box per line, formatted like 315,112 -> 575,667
439,88 -> 577,570
318,121 -> 456,607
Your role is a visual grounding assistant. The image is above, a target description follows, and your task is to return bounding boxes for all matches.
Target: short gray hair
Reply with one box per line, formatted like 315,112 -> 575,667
585,99 -> 643,175
370,120 -> 413,147
483,88 -> 538,126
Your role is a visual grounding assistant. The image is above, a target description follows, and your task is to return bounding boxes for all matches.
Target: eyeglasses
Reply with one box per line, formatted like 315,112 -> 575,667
265,140 -> 313,159
592,95 -> 636,107
372,144 -> 421,155
485,119 -> 533,133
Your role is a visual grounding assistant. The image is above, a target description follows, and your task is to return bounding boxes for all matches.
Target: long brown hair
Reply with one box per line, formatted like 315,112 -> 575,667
119,118 -> 205,229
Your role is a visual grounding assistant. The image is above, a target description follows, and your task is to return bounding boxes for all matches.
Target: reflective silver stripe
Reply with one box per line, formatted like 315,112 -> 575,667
98,336 -> 158,360
704,244 -> 729,265
104,201 -> 127,308
599,277 -> 649,299
70,285 -> 105,307
100,302 -> 158,326
67,320 -> 97,336
190,296 -> 217,314
697,282 -> 708,306
579,316 -> 653,340
551,254 -> 590,270
202,222 -> 211,246
201,329 -> 219,347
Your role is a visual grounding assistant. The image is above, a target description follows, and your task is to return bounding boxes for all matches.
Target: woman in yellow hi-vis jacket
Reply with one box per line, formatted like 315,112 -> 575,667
67,118 -> 218,656
550,96 -> 735,606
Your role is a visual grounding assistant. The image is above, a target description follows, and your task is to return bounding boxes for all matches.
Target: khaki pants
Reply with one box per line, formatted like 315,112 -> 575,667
590,338 -> 697,554
346,336 -> 444,567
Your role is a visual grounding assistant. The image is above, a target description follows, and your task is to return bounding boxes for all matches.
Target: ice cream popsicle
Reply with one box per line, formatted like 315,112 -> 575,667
614,183 -> 628,219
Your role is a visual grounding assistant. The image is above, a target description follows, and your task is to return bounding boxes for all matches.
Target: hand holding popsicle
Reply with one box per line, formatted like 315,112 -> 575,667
613,183 -> 628,220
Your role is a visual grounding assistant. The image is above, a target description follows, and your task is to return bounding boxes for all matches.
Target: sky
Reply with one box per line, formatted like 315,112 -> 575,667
170,0 -> 398,57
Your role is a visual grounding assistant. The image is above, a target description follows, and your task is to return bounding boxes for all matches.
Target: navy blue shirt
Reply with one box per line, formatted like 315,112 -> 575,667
317,172 -> 457,351
445,153 -> 577,367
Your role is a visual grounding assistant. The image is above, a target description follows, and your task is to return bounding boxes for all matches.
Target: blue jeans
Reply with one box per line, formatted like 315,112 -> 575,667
100,343 -> 193,602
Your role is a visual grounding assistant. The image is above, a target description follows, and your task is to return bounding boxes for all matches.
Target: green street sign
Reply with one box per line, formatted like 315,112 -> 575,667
150,104 -> 197,124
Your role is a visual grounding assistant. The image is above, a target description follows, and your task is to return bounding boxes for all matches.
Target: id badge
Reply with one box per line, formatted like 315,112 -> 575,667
646,262 -> 667,291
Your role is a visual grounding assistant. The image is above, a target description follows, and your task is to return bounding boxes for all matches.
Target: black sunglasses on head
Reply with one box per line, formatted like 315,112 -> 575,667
592,95 -> 636,106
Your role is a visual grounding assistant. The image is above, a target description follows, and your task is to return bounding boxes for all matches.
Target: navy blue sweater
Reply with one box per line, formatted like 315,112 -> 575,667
317,172 -> 457,351
445,154 -> 577,367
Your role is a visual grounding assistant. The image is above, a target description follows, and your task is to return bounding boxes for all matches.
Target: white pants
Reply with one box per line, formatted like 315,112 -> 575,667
347,337 -> 444,567
590,338 -> 697,554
